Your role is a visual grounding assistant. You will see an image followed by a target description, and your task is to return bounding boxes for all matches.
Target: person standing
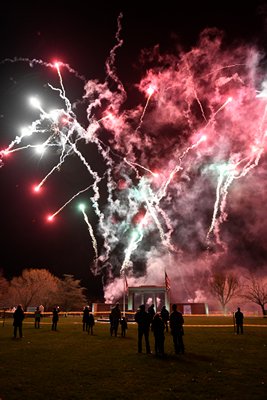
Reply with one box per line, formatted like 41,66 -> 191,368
147,303 -> 156,326
109,302 -> 121,337
151,313 -> 165,356
134,304 -> 151,354
234,307 -> 244,334
169,304 -> 185,354
82,306 -> 90,332
34,306 -> 41,329
120,316 -> 128,337
88,310 -> 95,335
160,305 -> 170,332
51,307 -> 59,331
13,304 -> 25,339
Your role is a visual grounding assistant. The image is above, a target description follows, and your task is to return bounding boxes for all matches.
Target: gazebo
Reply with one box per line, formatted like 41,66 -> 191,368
127,285 -> 170,312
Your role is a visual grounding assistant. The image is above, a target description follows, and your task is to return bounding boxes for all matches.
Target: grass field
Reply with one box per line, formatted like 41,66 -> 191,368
0,316 -> 267,400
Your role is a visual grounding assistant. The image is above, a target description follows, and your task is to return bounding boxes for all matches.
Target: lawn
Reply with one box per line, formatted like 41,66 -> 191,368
0,316 -> 266,400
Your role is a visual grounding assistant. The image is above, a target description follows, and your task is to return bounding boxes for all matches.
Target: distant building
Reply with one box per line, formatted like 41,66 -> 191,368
93,287 -> 208,317
175,303 -> 209,315
127,285 -> 170,312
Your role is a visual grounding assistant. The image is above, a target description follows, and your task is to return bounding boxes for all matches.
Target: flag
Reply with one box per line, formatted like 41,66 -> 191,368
124,274 -> 128,293
165,270 -> 170,291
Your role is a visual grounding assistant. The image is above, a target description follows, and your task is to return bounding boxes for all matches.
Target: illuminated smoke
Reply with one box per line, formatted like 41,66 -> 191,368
1,22 -> 267,303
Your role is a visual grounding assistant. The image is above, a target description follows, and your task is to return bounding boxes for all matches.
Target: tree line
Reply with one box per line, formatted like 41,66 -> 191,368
0,269 -> 87,311
209,273 -> 267,315
0,268 -> 267,315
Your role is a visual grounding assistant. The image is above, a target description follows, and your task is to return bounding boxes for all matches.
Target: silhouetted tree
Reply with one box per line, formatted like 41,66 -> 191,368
56,274 -> 87,311
209,272 -> 240,314
9,269 -> 59,310
242,275 -> 267,316
0,270 -> 9,308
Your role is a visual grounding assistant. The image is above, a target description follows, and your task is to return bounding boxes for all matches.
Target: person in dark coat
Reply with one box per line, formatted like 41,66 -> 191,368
51,307 -> 59,331
88,311 -> 95,335
134,304 -> 151,354
169,304 -> 185,354
160,305 -> 170,332
34,306 -> 41,329
13,304 -> 25,339
109,303 -> 121,337
151,313 -> 165,356
120,316 -> 128,337
234,307 -> 244,334
82,306 -> 90,331
147,303 -> 156,326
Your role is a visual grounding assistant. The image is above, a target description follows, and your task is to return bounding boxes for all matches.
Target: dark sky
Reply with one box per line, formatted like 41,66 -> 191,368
1,1 -> 267,302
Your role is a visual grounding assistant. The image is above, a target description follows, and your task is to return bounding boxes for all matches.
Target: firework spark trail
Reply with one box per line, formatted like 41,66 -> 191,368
201,63 -> 246,79
79,204 -> 99,260
123,157 -> 158,179
155,203 -> 176,250
8,97 -> 97,194
206,165 -> 234,246
206,90 -> 267,246
91,139 -> 116,263
0,57 -> 86,82
31,107 -> 105,232
157,134 -> 207,201
207,142 -> 266,247
213,171 -> 237,249
34,149 -> 71,192
53,13 -> 131,268
64,138 -> 101,205
143,179 -> 178,251
48,185 -> 94,220
135,86 -> 156,131
140,178 -> 167,244
120,227 -> 144,274
105,12 -> 126,100
210,96 -> 233,119
185,58 -> 208,123
143,186 -> 172,248
47,61 -> 75,115
48,84 -> 72,115
37,104 -> 103,218
119,171 -> 178,274
1,117 -> 48,155
1,143 -> 60,158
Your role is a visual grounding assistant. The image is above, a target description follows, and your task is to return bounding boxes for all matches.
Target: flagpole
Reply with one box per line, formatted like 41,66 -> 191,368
164,269 -> 171,311
122,272 -> 127,317
123,287 -> 126,317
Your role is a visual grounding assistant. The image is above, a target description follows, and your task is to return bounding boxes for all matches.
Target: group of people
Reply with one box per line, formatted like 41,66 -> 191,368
12,305 -> 61,338
135,304 -> 245,356
82,306 -> 95,334
12,303 -> 245,353
134,303 -> 185,356
109,302 -> 128,337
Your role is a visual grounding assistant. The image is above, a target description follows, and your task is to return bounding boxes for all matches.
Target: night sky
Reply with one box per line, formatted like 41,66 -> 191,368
1,1 -> 267,303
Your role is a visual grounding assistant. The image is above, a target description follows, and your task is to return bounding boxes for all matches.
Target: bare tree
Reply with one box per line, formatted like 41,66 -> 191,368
0,270 -> 9,308
9,269 -> 59,310
242,275 -> 267,316
56,274 -> 87,311
209,272 -> 240,314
